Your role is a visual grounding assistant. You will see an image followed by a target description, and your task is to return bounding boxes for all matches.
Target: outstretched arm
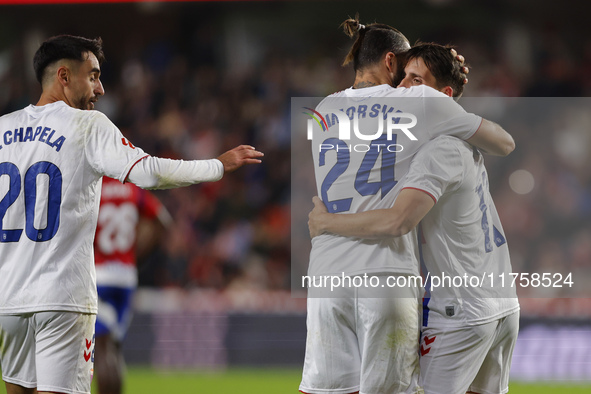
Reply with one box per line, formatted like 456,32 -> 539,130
308,189 -> 435,239
127,145 -> 263,189
217,145 -> 264,172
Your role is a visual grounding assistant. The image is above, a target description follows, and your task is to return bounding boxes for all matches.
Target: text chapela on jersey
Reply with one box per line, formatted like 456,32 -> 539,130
0,126 -> 66,152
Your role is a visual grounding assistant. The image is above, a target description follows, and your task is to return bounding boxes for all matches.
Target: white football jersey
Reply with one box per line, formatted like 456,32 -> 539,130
402,136 -> 519,326
309,85 -> 482,277
0,101 -> 147,314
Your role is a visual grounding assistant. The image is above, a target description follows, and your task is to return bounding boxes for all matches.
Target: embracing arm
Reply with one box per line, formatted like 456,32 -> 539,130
449,49 -> 514,157
308,189 -> 435,239
467,119 -> 515,157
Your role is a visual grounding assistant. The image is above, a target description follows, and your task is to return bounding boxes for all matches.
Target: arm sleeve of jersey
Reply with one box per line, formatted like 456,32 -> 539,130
84,111 -> 148,182
127,155 -> 224,190
402,137 -> 465,203
422,88 -> 482,141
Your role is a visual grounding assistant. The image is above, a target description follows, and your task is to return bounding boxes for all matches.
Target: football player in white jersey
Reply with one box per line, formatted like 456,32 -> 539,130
0,35 -> 263,394
308,43 -> 519,394
300,17 -> 515,394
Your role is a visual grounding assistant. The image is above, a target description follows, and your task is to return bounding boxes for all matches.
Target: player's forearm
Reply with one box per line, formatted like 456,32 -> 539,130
467,119 -> 515,156
127,156 -> 224,189
311,189 -> 434,239
317,209 -> 412,239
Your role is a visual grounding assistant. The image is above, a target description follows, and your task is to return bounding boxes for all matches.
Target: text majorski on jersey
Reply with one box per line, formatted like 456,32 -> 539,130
306,104 -> 418,143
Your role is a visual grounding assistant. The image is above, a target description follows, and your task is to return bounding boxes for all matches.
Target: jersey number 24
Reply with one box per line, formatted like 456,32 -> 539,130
319,135 -> 397,213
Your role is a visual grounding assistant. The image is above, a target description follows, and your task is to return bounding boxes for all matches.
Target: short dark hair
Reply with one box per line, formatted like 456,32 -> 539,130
341,16 -> 409,72
33,35 -> 105,85
404,42 -> 466,99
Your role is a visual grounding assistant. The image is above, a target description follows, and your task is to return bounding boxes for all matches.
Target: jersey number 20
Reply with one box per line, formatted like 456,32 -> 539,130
0,161 -> 62,242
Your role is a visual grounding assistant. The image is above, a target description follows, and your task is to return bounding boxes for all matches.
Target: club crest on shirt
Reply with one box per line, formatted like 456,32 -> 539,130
445,306 -> 455,317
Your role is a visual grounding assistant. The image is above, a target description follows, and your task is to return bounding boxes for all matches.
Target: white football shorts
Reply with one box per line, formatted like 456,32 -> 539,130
0,311 -> 96,394
300,275 -> 423,394
419,311 -> 519,394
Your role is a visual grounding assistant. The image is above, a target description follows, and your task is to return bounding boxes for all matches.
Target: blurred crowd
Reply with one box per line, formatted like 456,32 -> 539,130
0,1 -> 589,298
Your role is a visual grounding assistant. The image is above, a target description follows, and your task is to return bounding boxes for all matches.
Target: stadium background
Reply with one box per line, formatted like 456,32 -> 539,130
0,0 -> 590,392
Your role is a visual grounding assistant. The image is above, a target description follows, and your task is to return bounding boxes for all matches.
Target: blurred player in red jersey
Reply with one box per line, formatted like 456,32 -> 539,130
93,177 -> 172,394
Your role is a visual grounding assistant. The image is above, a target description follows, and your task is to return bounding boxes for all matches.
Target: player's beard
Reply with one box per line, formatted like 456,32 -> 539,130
74,95 -> 96,111
392,56 -> 407,87
392,71 -> 405,87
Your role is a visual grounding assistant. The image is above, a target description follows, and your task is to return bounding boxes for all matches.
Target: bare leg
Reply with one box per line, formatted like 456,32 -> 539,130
5,382 -> 37,394
94,334 -> 124,394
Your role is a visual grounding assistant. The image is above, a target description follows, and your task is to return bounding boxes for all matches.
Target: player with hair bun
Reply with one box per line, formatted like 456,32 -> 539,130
300,16 -> 514,394
308,41 -> 519,394
340,15 -> 411,89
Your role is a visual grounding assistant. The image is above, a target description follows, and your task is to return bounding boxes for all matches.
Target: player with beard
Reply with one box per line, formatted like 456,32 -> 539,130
299,17 -> 514,394
308,42 -> 519,394
0,35 -> 262,394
